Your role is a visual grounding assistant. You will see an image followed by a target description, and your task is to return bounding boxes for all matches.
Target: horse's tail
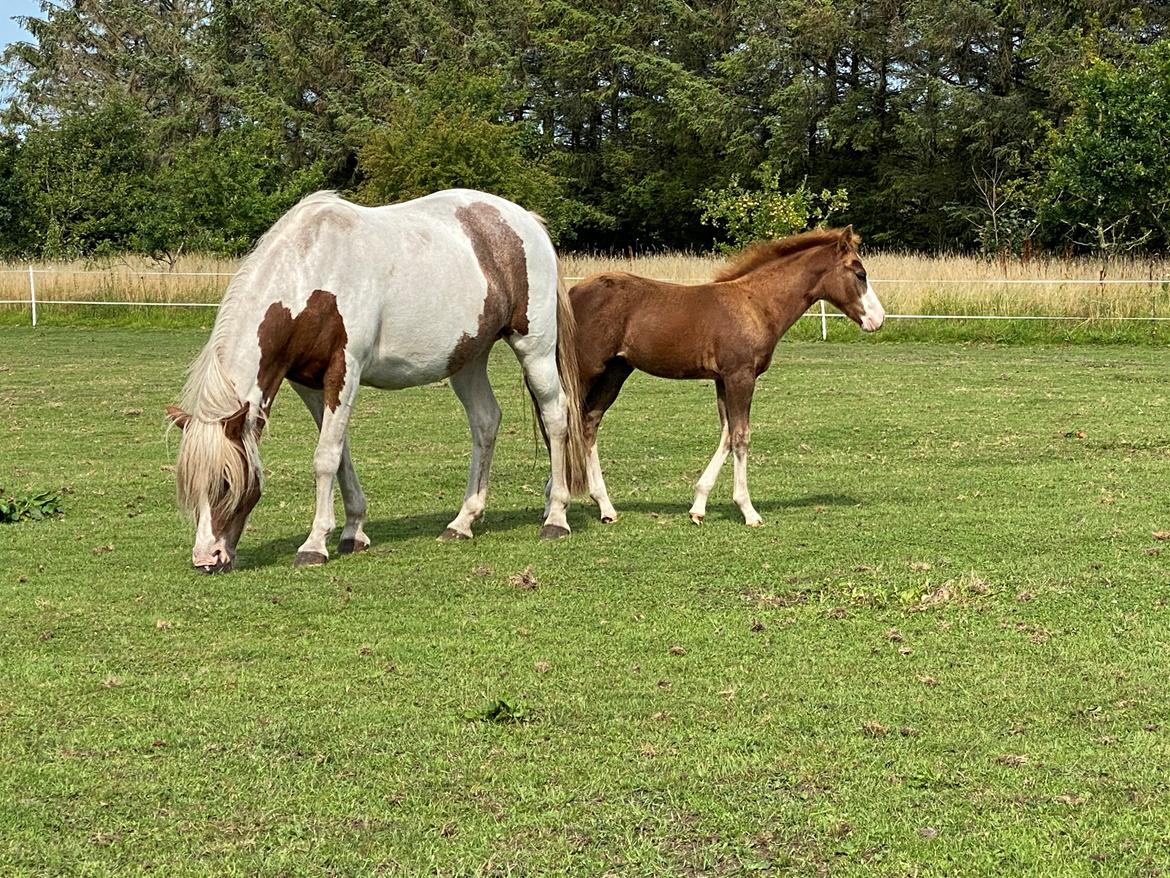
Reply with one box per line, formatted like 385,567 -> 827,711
547,264 -> 588,494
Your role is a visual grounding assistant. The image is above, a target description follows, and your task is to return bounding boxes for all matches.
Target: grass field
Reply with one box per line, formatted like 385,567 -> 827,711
3,327 -> 1170,876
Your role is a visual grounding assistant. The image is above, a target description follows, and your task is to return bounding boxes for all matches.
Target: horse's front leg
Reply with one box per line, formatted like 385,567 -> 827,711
291,382 -> 370,556
295,365 -> 361,567
440,352 -> 500,541
725,373 -> 763,527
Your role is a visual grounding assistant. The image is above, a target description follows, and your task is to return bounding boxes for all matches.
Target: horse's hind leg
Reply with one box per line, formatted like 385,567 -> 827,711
291,382 -> 370,555
440,351 -> 501,541
689,380 -> 731,525
515,347 -> 574,539
583,359 -> 632,522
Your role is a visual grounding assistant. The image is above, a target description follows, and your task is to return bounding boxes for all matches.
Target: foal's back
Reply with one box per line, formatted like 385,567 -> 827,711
570,272 -> 763,382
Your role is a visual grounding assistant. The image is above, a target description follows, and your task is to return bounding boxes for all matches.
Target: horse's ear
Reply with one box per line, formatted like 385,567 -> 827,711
165,405 -> 191,431
222,403 -> 249,442
838,225 -> 855,253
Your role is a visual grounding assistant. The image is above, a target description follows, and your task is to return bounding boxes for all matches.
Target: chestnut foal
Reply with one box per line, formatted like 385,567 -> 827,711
570,226 -> 884,526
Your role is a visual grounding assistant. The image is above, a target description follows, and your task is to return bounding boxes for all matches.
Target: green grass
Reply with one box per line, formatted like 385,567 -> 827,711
2,327 -> 1170,876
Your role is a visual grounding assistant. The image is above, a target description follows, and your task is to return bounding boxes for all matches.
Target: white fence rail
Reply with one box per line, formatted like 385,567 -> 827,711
2,267 -> 1169,338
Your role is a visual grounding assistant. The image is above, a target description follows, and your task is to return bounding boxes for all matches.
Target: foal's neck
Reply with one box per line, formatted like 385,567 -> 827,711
736,249 -> 825,337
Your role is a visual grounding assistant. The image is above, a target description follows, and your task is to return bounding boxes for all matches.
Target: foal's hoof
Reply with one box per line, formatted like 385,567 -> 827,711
689,513 -> 704,526
294,551 -> 328,568
601,513 -> 618,524
438,528 -> 471,542
539,524 -> 570,541
337,538 -> 369,556
745,518 -> 764,528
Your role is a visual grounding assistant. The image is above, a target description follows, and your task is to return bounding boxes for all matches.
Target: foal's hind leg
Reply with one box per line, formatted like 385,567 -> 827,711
440,351 -> 501,541
582,359 -> 632,522
689,381 -> 731,525
292,382 -> 370,555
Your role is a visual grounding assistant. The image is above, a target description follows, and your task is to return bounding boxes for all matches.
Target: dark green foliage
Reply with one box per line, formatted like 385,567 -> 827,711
464,695 -> 530,724
0,488 -> 62,523
1,1 -> 1169,254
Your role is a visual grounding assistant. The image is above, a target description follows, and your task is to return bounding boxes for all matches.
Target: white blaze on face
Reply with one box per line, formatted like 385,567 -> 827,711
860,280 -> 885,332
192,498 -> 227,568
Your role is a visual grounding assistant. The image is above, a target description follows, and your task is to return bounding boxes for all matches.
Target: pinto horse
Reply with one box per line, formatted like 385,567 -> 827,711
167,189 -> 588,573
569,226 -> 884,527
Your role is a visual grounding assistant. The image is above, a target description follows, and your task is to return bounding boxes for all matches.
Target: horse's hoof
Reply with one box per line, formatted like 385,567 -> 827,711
294,551 -> 328,568
745,519 -> 764,528
601,514 -> 618,524
539,524 -> 570,541
438,528 -> 471,542
689,513 -> 704,526
337,538 -> 369,555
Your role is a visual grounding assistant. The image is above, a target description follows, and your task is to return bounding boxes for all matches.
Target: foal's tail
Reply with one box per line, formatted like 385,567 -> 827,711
545,265 -> 589,494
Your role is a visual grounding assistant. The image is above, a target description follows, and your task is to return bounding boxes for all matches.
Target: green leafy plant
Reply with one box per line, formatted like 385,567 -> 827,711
0,488 -> 63,523
697,172 -> 849,251
464,695 -> 529,725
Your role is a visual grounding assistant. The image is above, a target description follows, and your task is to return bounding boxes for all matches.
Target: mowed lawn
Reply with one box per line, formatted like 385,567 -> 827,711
2,327 -> 1170,877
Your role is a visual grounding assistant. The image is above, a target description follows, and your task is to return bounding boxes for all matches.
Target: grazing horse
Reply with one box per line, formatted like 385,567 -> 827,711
569,226 -> 884,527
166,189 -> 588,573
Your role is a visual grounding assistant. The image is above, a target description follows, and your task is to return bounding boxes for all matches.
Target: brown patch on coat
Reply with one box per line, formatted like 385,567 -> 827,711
448,202 -> 529,372
256,289 -> 349,411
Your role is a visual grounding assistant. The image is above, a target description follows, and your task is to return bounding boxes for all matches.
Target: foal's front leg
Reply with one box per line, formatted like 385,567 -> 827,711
726,374 -> 763,527
295,364 -> 361,567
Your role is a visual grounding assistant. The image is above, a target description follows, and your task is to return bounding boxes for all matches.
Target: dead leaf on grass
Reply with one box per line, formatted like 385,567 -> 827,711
918,826 -> 939,840
668,645 -> 687,656
887,628 -> 904,642
861,720 -> 888,737
154,619 -> 172,631
1153,531 -> 1170,541
918,675 -> 939,687
91,544 -> 114,556
996,753 -> 1029,766
909,561 -> 933,572
472,565 -> 491,577
508,566 -> 538,590
534,661 -> 551,674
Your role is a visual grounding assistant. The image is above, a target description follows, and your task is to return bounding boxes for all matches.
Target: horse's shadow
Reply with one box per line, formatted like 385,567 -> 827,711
239,492 -> 858,571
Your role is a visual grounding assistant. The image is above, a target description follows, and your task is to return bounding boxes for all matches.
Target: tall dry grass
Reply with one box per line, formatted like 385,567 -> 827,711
565,251 -> 1170,319
3,250 -> 1170,320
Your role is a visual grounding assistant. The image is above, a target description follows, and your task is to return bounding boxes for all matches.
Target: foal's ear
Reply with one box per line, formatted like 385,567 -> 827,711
838,225 -> 856,253
222,403 -> 250,442
165,405 -> 191,431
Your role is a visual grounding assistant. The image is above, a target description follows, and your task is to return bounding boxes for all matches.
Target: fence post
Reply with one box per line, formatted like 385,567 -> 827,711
819,299 -> 827,340
28,265 -> 36,328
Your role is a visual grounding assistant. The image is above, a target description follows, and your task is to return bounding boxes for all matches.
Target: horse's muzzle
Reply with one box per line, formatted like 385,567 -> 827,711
196,559 -> 233,575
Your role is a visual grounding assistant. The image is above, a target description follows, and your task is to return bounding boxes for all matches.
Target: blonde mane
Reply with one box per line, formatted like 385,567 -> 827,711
173,191 -> 352,519
714,227 -> 859,282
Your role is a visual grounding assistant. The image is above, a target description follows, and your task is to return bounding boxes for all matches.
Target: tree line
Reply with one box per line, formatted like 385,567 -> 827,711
1,0 -> 1168,260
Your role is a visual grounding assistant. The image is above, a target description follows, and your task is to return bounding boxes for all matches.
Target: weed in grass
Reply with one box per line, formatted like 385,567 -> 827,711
0,488 -> 63,523
465,696 -> 530,724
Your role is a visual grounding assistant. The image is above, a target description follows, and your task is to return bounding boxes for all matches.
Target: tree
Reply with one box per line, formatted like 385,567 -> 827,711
1032,41 -> 1170,256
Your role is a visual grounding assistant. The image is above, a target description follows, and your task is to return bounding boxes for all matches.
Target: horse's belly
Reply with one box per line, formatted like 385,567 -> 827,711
359,349 -> 456,390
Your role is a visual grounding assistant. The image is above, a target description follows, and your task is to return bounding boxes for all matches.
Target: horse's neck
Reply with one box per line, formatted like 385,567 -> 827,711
207,312 -> 267,413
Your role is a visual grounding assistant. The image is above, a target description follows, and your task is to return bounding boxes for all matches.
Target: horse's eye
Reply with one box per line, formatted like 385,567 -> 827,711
855,270 -> 867,283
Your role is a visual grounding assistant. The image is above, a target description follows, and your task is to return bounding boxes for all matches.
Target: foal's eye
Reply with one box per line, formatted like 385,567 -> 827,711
855,270 -> 867,283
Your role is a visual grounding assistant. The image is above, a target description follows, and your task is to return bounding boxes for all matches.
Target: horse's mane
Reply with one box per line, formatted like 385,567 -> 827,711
172,192 -> 350,518
714,227 -> 859,282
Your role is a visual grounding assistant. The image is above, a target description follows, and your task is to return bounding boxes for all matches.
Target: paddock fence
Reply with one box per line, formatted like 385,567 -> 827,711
3,266 -> 1170,339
